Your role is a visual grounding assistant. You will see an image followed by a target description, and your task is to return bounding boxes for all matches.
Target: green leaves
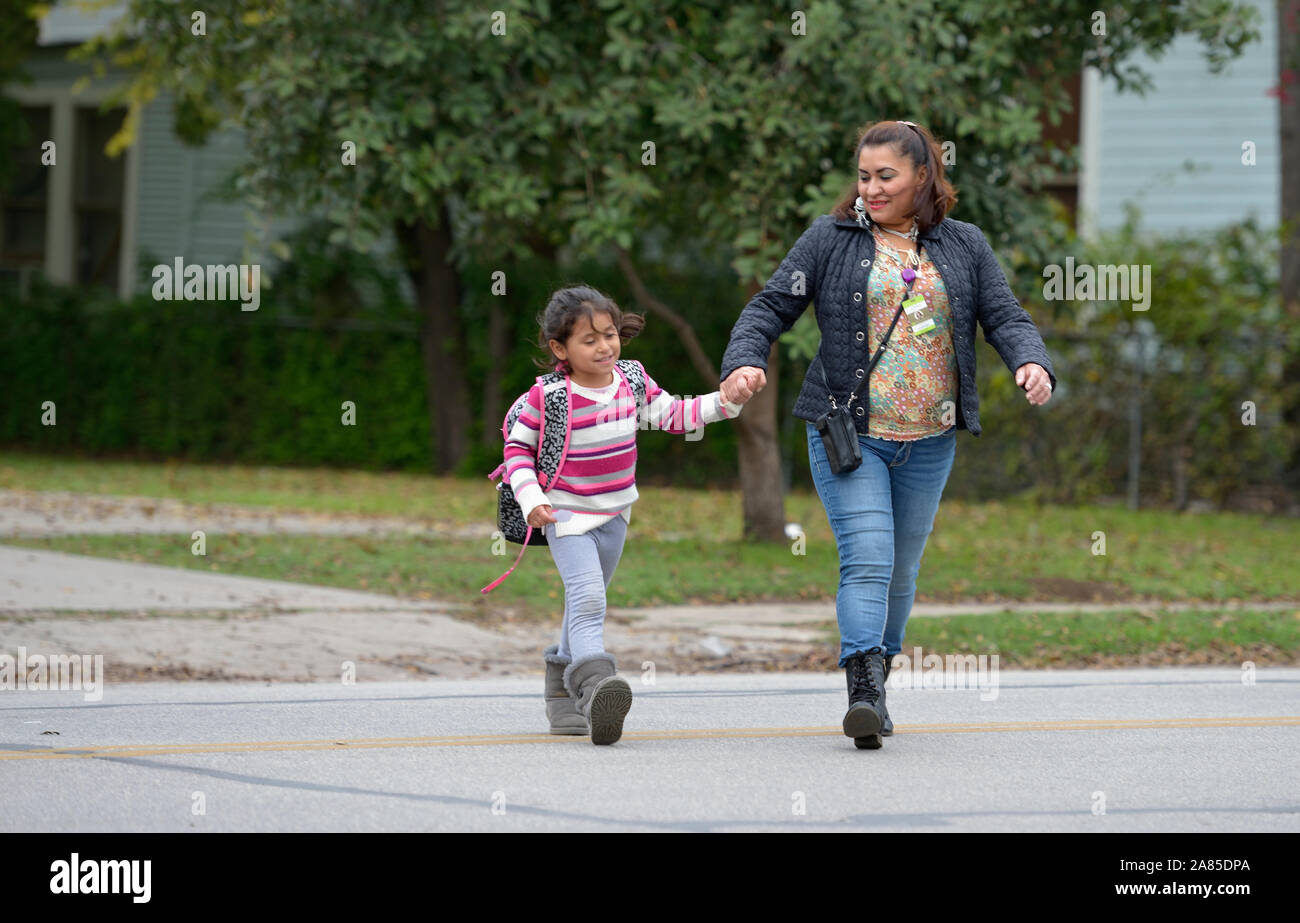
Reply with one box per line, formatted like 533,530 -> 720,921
80,0 -> 1262,300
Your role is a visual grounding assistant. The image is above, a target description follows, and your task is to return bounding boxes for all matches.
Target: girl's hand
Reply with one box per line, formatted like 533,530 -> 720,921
722,366 -> 766,403
1015,363 -> 1053,406
527,504 -> 558,528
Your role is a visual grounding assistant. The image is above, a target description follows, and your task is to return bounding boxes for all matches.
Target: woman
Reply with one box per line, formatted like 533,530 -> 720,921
718,120 -> 1057,750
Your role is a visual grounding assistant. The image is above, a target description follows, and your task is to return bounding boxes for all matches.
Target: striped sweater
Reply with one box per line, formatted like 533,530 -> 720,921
504,359 -> 744,537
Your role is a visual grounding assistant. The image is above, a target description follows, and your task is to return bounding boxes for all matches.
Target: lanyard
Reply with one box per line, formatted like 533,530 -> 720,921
819,267 -> 916,411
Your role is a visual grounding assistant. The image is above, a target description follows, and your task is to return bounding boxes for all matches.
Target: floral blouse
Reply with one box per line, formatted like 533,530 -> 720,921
863,230 -> 959,440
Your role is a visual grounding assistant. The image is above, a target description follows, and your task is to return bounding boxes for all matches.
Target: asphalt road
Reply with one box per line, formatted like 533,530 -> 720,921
3,667 -> 1297,832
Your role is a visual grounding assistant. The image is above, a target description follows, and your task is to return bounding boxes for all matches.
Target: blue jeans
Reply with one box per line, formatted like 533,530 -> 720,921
806,421 -> 956,667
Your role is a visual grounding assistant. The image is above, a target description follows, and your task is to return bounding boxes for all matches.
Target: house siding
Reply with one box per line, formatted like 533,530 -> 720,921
1091,0 -> 1279,234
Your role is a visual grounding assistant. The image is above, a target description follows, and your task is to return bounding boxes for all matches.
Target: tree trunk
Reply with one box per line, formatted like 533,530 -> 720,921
1280,0 -> 1300,493
395,206 -> 471,474
482,237 -> 555,444
612,247 -> 788,541
733,340 -> 787,541
1172,405 -> 1200,511
1126,324 -> 1145,511
481,298 -> 509,446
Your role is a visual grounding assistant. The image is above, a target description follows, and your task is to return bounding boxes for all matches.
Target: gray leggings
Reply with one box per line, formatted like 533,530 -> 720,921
545,515 -> 628,662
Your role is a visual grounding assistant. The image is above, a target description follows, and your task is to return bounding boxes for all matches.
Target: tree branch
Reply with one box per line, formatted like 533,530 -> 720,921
612,244 -> 720,385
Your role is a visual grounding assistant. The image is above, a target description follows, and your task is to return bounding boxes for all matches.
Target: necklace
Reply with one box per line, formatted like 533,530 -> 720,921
853,196 -> 920,267
875,219 -> 918,243
854,195 -> 918,240
872,228 -> 921,269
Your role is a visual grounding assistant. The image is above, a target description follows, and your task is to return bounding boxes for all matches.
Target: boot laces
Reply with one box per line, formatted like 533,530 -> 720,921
850,653 -> 880,705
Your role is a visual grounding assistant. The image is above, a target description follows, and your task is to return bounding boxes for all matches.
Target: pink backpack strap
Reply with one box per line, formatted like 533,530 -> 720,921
479,524 -> 535,594
481,377 -> 555,595
535,376 -> 546,457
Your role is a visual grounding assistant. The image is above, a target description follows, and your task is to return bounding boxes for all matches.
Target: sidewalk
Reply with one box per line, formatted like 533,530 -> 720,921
4,544 -> 1295,682
1,490 -> 1294,682
0,488 -> 481,540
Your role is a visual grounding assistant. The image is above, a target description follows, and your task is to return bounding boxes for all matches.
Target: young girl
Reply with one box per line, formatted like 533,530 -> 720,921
504,284 -> 752,745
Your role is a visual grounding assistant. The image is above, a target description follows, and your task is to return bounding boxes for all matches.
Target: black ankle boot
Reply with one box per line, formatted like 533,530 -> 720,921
881,655 -> 893,737
842,647 -> 887,749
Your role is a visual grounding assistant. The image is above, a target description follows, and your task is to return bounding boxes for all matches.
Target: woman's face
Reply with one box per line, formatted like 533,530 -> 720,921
857,144 -> 928,229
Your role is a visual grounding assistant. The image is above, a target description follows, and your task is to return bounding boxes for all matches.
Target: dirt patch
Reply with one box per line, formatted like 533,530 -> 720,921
84,641 -> 1300,684
1024,577 -> 1136,603
0,488 -> 484,540
1009,641 -> 1300,669
108,663 -> 275,682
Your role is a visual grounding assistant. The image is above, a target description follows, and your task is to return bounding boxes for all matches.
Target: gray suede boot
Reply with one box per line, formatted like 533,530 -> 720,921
563,652 -> 632,745
544,644 -> 587,735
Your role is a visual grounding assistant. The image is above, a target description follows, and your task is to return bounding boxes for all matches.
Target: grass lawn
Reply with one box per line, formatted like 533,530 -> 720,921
3,451 -> 1297,620
841,608 -> 1300,668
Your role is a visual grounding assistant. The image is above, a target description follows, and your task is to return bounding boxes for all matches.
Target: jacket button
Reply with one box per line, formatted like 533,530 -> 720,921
855,406 -> 865,416
853,292 -> 862,302
855,368 -> 864,378
855,331 -> 864,341
860,259 -> 870,267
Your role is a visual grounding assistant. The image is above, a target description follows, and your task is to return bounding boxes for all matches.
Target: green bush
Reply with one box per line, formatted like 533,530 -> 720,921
1,213 -> 1291,509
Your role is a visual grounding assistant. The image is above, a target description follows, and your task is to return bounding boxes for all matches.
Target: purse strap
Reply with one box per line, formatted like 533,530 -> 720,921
820,275 -> 914,410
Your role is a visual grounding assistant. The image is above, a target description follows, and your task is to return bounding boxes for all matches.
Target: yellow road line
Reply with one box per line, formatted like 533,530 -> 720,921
2,716 -> 1297,761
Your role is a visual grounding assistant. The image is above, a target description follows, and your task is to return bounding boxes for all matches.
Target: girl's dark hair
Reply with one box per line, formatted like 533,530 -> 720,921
533,284 -> 646,374
831,120 -> 958,234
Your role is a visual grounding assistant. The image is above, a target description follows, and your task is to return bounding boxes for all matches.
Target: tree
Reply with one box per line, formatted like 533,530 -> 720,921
76,0 -> 1260,528
0,0 -> 41,190
1277,0 -> 1300,491
486,0 -> 1259,537
76,0 -> 579,473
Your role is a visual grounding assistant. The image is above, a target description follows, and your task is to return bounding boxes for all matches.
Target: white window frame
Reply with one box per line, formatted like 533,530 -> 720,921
6,83 -> 140,298
1076,65 -> 1102,244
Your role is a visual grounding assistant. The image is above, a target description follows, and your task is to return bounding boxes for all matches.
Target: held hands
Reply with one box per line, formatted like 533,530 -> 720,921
526,504 -> 558,529
1016,363 -> 1053,406
720,366 -> 766,405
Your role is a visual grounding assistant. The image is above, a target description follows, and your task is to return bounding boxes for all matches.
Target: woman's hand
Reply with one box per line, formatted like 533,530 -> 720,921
526,504 -> 558,529
721,366 -> 766,404
1015,363 -> 1053,406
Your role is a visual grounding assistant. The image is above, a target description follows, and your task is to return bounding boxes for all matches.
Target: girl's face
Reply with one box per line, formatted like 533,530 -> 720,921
549,310 -> 620,385
857,144 -> 928,230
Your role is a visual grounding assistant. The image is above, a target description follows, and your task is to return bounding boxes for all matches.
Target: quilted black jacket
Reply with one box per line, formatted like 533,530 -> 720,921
718,212 -> 1058,437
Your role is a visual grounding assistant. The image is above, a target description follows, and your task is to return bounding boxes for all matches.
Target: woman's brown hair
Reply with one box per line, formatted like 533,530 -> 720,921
831,120 -> 958,234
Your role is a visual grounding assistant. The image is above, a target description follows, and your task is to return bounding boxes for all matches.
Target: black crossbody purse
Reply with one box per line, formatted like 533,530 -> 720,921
813,275 -> 914,475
